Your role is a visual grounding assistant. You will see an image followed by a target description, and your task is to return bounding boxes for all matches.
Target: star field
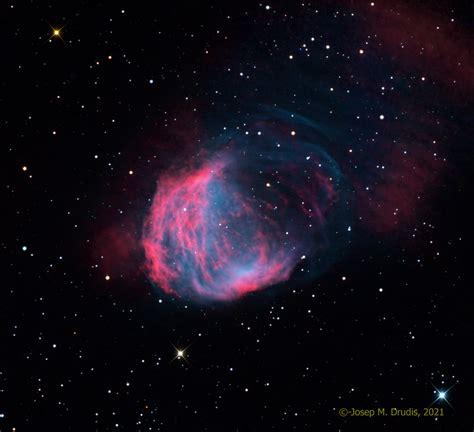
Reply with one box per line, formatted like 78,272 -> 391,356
2,1 -> 473,431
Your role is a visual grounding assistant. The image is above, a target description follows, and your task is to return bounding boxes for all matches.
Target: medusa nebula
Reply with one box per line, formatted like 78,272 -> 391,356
142,117 -> 346,301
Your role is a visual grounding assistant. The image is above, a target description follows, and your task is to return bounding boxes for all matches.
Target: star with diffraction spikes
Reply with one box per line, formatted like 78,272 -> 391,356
169,342 -> 193,366
46,22 -> 67,44
428,380 -> 457,408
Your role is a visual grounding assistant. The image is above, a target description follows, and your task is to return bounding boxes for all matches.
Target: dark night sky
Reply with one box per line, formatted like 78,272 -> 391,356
2,1 -> 473,431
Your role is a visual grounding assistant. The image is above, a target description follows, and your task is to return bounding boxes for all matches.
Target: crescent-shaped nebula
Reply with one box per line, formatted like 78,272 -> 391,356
142,117 -> 348,302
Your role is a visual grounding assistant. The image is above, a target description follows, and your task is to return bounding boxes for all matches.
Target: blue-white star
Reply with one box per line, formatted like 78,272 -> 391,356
428,380 -> 457,408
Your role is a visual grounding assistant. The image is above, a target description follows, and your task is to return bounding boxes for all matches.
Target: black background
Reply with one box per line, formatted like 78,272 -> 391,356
2,1 -> 473,430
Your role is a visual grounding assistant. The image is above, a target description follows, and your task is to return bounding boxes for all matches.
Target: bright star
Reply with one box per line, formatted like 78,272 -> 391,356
46,23 -> 67,44
428,380 -> 457,408
170,342 -> 193,365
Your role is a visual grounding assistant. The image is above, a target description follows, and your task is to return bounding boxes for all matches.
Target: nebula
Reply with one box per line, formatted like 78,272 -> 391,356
92,0 -> 455,304
142,116 -> 347,301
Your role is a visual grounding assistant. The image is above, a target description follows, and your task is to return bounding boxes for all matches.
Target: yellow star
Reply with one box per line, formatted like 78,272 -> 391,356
46,23 -> 67,44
